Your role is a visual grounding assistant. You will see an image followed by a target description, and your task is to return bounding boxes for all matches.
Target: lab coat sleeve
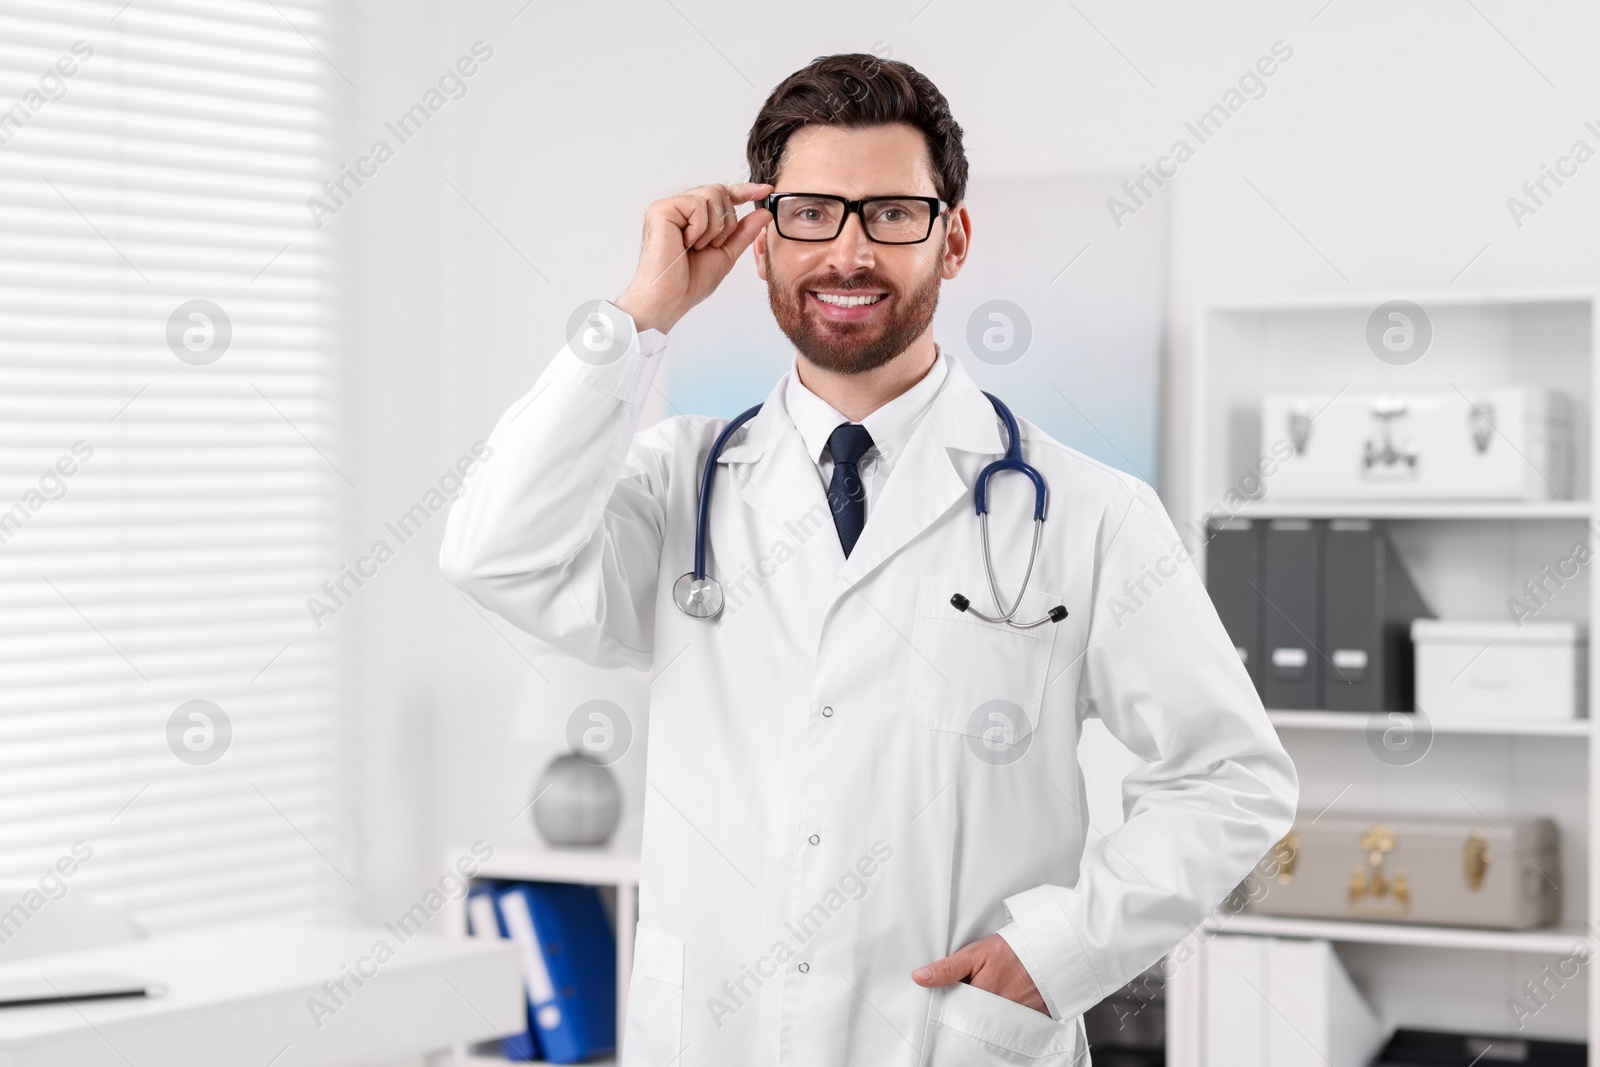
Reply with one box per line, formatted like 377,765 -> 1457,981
439,303 -> 671,672
995,478 -> 1298,1022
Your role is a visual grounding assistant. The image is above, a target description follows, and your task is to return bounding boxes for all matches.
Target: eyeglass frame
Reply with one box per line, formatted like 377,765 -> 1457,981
760,192 -> 951,245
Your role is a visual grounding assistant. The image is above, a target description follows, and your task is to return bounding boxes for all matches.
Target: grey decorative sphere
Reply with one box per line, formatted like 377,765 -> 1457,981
532,754 -> 622,846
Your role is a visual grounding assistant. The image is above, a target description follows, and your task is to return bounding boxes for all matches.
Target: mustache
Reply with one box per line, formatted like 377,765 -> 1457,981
798,272 -> 896,294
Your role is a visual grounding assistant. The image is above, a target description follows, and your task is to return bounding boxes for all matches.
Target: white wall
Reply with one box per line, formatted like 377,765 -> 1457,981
327,0 -> 1600,921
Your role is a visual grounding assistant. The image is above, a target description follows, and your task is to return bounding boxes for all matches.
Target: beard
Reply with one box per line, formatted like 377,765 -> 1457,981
765,254 -> 942,376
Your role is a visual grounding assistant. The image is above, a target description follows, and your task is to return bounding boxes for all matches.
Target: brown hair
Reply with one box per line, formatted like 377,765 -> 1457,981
746,52 -> 969,207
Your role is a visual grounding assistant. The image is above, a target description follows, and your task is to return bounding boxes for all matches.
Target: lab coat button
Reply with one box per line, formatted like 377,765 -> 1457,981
808,833 -> 820,845
798,962 -> 810,973
822,705 -> 834,717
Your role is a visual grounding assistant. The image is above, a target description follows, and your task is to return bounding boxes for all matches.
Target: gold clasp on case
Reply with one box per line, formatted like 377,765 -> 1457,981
1361,824 -> 1397,862
1349,824 -> 1410,915
1463,831 -> 1491,891
1271,831 -> 1300,885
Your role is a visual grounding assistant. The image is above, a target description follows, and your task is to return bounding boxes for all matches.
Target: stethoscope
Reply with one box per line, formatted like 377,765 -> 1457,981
672,391 -> 1068,629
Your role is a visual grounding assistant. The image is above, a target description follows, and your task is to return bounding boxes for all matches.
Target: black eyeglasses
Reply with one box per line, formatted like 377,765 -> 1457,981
762,193 -> 949,245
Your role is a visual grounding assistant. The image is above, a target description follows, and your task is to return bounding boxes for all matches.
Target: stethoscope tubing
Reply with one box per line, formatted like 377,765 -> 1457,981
685,390 -> 1066,629
692,403 -> 763,581
973,391 -> 1048,521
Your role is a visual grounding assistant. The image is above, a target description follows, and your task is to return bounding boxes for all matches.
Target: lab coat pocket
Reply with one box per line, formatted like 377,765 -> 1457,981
924,980 -> 1087,1065
907,573 -> 1060,739
621,925 -> 685,1067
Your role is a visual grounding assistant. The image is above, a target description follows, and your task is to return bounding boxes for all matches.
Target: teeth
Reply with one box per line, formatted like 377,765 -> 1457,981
814,292 -> 885,308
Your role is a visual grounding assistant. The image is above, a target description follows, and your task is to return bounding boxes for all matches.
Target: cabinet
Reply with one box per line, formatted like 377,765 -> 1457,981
1168,291 -> 1598,1063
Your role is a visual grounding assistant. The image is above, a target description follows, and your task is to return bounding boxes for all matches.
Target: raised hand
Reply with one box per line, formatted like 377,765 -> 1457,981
614,181 -> 774,334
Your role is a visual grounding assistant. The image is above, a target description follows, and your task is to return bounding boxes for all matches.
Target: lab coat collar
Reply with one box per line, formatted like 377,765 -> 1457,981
931,350 -> 1009,454
715,345 -> 1005,588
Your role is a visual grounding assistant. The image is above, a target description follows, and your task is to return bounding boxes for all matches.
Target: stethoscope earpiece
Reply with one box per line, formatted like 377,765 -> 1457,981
951,591 -> 1066,626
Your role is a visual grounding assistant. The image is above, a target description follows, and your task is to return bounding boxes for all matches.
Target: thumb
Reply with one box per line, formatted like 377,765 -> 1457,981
912,947 -> 975,988
716,205 -> 771,264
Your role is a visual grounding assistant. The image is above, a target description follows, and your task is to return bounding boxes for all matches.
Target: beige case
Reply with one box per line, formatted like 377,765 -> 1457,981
1242,812 -> 1560,929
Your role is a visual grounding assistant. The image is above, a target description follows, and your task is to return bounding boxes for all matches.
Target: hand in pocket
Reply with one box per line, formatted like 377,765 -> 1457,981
912,932 -> 1049,1015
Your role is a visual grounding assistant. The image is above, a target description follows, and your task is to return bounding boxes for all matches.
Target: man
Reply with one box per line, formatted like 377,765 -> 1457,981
442,53 -> 1296,1067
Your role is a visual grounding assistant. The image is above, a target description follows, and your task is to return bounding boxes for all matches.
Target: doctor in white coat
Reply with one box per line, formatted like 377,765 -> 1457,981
442,52 -> 1296,1067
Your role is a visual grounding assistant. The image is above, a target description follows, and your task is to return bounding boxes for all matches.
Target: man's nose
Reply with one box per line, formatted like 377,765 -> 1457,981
823,211 -> 876,275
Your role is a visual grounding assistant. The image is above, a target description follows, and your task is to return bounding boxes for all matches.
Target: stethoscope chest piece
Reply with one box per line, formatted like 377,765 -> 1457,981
673,571 -> 725,619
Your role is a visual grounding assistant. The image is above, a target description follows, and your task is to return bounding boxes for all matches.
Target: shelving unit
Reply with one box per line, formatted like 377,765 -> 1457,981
1170,290 -> 1599,1064
1204,913 -> 1589,955
1267,709 -> 1593,738
1232,501 -> 1594,521
441,839 -> 640,1067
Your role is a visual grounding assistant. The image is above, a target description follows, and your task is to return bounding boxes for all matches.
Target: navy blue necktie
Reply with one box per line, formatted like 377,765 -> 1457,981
827,422 -> 875,558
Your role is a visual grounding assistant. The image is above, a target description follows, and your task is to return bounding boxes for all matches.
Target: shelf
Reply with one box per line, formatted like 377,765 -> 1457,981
1229,500 -> 1592,521
1267,709 -> 1591,737
468,841 -> 641,886
1202,288 -> 1599,313
449,841 -> 638,1067
1205,913 -> 1589,954
464,1057 -> 616,1066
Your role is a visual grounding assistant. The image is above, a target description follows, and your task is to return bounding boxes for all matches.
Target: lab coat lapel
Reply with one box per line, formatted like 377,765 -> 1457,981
715,376 -> 848,573
838,352 -> 1004,590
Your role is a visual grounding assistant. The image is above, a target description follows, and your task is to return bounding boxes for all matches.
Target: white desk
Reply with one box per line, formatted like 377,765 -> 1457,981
0,920 -> 524,1067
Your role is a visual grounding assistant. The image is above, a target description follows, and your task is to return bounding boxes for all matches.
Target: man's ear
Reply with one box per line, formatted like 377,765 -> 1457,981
940,203 -> 971,281
754,228 -> 769,281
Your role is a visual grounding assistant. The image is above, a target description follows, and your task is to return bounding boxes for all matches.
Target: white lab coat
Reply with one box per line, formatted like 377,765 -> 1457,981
440,311 -> 1298,1067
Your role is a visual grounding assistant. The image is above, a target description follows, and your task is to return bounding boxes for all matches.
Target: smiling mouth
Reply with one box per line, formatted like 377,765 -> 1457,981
811,291 -> 887,307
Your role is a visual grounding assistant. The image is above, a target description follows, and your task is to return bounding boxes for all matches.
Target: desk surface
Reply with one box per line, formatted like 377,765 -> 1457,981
0,919 -> 523,1067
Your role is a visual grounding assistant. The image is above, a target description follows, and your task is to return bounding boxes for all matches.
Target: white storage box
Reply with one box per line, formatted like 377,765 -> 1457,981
1261,387 -> 1572,500
1412,619 -> 1587,721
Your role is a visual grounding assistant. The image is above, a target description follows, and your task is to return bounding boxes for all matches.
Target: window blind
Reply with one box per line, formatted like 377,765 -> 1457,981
0,0 -> 344,933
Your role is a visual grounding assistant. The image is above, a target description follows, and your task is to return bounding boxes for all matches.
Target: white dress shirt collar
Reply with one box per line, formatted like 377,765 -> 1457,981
784,345 -> 949,472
